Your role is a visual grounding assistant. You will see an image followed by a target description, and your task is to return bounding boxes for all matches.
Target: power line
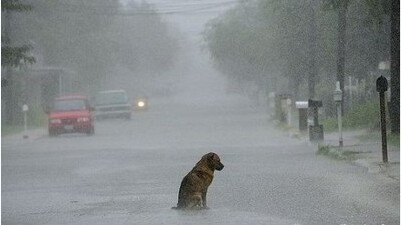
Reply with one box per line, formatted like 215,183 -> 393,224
32,1 -> 240,16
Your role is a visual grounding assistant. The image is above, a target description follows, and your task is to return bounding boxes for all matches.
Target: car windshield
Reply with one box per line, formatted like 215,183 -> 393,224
53,99 -> 87,112
95,92 -> 128,105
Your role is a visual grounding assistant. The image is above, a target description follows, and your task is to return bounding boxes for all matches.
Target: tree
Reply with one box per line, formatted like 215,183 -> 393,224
1,0 -> 35,124
1,0 -> 35,71
15,0 -> 178,92
204,0 -> 323,99
204,0 -> 393,119
390,0 -> 399,133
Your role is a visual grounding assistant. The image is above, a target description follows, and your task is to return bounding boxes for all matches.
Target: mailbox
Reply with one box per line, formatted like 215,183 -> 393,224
308,99 -> 324,141
308,99 -> 322,108
296,101 -> 308,132
376,76 -> 388,93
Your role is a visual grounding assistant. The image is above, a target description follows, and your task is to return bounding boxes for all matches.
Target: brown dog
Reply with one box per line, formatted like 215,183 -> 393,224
172,152 -> 224,210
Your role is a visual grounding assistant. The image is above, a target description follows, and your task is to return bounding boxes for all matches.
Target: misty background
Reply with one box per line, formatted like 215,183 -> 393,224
1,0 -> 398,132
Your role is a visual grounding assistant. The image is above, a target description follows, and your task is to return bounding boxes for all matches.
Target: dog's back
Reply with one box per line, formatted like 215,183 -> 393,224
172,152 -> 224,210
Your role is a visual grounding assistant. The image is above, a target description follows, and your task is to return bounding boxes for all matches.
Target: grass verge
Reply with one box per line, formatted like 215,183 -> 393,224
1,125 -> 24,137
317,144 -> 360,161
323,99 -> 380,132
2,105 -> 46,137
357,131 -> 400,148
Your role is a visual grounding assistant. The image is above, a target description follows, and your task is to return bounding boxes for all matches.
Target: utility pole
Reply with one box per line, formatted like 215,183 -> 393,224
307,0 -> 318,99
337,0 -> 348,115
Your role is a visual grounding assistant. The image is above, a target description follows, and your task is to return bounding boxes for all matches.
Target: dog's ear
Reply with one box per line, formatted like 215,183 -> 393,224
210,153 -> 219,161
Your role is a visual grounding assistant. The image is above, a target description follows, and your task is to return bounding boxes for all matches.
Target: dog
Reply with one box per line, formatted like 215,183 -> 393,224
172,152 -> 224,210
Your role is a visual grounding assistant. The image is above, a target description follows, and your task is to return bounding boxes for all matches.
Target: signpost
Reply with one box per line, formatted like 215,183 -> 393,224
376,76 -> 388,163
22,104 -> 29,139
333,81 -> 343,147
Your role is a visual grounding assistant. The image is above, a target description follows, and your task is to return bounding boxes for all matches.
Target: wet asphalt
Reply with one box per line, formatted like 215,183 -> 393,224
2,96 -> 399,225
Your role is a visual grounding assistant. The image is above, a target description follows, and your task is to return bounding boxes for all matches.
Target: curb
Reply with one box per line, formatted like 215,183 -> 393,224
352,158 -> 400,180
2,128 -> 46,143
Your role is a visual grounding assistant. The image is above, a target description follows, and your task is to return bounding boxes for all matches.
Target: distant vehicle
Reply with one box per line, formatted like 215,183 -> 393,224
47,95 -> 95,136
94,90 -> 132,120
133,96 -> 148,111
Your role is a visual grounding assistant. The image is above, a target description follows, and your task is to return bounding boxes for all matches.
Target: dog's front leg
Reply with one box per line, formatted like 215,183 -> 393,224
201,191 -> 209,209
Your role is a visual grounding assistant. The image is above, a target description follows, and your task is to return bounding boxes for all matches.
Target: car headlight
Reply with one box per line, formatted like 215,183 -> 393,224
50,119 -> 61,124
137,101 -> 145,107
77,117 -> 90,122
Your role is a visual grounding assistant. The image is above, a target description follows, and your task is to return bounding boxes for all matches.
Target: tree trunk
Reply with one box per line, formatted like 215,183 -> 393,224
307,0 -> 318,99
337,0 -> 348,115
390,0 -> 400,134
2,10 -> 17,125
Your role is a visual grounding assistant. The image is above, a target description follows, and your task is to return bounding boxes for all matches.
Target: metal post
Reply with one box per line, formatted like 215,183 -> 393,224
337,102 -> 343,147
287,99 -> 292,126
376,76 -> 389,163
348,76 -> 352,108
334,81 -> 343,147
379,91 -> 388,163
22,104 -> 29,139
23,111 -> 28,139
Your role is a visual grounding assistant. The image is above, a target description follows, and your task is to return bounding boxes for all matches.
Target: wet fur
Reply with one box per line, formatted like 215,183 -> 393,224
172,152 -> 224,210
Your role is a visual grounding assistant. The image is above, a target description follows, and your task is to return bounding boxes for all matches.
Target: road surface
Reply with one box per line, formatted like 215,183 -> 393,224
2,96 -> 399,225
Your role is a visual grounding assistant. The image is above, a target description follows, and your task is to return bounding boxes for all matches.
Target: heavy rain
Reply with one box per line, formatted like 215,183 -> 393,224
1,0 -> 400,225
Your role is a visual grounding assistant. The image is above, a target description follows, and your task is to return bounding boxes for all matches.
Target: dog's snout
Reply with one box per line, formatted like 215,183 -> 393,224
216,162 -> 224,171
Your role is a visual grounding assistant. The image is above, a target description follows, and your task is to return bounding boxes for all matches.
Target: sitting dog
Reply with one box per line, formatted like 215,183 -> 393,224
172,152 -> 224,210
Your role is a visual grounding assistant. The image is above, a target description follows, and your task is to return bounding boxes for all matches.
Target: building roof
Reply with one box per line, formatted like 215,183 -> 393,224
55,95 -> 88,100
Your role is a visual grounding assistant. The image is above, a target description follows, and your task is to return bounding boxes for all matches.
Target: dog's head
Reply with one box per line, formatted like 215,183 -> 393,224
204,152 -> 224,171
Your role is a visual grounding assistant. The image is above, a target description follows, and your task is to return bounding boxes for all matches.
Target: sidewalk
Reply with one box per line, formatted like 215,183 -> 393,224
1,128 -> 46,146
318,130 -> 400,180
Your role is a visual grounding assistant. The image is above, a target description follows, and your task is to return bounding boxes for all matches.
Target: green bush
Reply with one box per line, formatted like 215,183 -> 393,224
27,104 -> 47,127
343,99 -> 379,129
2,104 -> 46,136
323,99 -> 380,131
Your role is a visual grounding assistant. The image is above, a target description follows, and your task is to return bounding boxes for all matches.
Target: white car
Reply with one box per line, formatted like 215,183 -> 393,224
94,90 -> 132,120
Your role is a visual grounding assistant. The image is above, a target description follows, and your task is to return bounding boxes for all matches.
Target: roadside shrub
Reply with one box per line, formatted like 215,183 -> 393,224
323,98 -> 379,130
27,104 -> 47,127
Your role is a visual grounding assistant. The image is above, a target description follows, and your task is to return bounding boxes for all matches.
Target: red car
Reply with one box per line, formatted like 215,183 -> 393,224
47,95 -> 95,136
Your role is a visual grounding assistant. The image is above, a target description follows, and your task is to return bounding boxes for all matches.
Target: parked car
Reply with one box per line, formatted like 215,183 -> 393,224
94,90 -> 132,120
47,95 -> 95,136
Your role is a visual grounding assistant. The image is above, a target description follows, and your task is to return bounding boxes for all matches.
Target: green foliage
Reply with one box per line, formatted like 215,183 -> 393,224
1,125 -> 24,137
2,0 -> 32,12
1,45 -> 36,68
323,98 -> 380,130
203,0 -> 391,99
204,0 -> 318,95
317,144 -> 331,155
1,104 -> 46,137
317,144 -> 358,161
357,131 -> 400,147
27,104 -> 46,127
343,99 -> 380,128
2,0 -> 35,69
13,0 -> 178,90
388,133 -> 400,147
